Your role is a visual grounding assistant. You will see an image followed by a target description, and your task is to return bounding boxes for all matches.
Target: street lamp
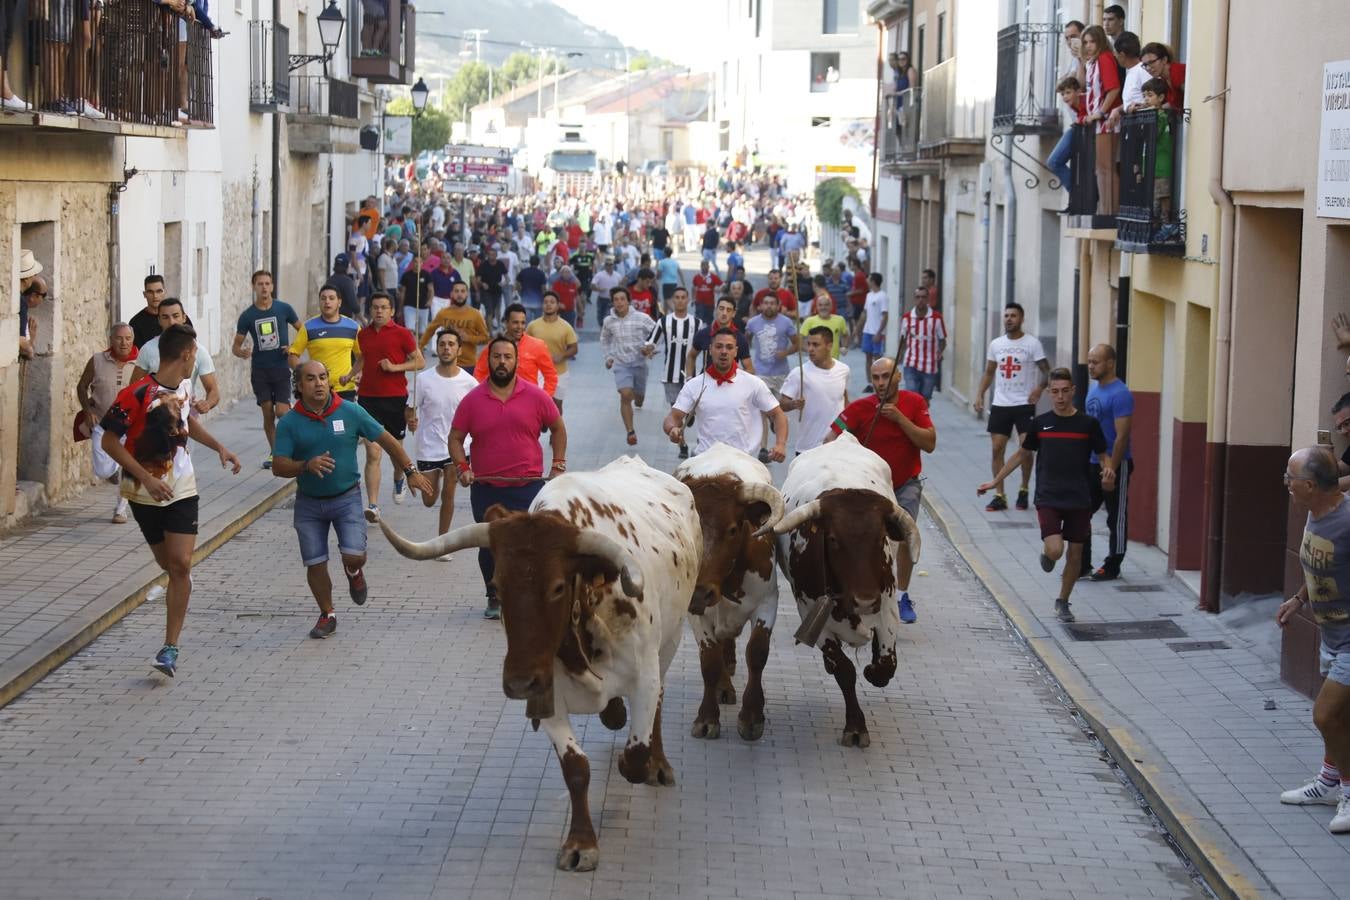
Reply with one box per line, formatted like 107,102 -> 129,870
410,78 -> 429,117
289,0 -> 346,73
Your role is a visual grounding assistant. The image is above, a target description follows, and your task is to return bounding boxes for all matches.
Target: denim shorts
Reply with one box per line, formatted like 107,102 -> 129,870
903,365 -> 939,401
612,362 -> 648,395
1320,641 -> 1350,687
294,486 -> 367,566
893,477 -> 923,520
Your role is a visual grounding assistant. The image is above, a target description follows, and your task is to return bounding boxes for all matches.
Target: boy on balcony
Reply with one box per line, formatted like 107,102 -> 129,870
1049,77 -> 1086,200
1140,77 -> 1178,242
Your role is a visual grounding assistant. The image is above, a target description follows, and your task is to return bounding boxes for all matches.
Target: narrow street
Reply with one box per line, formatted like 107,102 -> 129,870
0,255 -> 1204,899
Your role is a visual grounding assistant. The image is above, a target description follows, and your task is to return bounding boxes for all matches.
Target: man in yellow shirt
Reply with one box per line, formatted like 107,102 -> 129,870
421,280 -> 489,369
525,291 -> 579,412
289,286 -> 362,398
798,289 -> 850,359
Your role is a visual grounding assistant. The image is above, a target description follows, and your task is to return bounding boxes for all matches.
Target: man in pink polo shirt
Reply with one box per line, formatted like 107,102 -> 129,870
450,335 -> 568,619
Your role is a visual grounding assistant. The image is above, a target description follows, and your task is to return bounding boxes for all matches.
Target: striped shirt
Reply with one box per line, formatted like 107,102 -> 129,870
900,309 -> 947,374
600,309 -> 657,366
291,314 -> 361,383
645,313 -> 698,384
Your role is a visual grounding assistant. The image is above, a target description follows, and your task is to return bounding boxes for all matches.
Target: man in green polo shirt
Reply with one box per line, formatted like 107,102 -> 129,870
272,360 -> 432,639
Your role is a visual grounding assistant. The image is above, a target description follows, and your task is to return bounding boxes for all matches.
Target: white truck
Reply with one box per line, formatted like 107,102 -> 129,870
540,128 -> 601,196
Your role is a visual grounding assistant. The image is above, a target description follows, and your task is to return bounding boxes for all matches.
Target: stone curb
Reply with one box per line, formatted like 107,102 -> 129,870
0,480 -> 296,710
920,486 -> 1271,900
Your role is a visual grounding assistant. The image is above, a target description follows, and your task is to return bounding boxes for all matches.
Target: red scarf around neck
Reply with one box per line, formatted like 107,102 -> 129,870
706,361 -> 738,385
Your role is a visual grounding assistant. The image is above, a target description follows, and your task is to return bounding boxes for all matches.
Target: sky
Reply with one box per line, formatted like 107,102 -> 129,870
553,0 -> 719,70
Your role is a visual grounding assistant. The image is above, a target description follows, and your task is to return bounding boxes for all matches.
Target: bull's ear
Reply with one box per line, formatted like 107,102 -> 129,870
883,514 -> 908,542
484,504 -> 513,523
745,501 -> 773,529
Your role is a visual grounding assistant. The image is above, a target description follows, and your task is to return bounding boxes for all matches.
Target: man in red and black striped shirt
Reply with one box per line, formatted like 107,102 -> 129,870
899,286 -> 947,401
979,368 -> 1112,624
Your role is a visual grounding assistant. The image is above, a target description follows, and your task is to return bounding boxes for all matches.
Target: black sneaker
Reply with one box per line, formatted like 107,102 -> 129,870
483,600 -> 501,620
757,448 -> 771,464
1090,566 -> 1120,582
1054,599 -> 1075,623
985,494 -> 1008,512
309,613 -> 336,639
346,567 -> 368,605
1039,552 -> 1055,573
678,444 -> 689,459
1015,488 -> 1029,511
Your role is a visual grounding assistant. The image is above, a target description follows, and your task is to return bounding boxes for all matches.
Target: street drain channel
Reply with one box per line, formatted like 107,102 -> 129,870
1169,640 -> 1231,653
1064,619 -> 1189,641
1115,583 -> 1166,592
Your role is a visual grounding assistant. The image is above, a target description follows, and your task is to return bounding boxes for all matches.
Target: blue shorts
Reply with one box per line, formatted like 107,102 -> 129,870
612,362 -> 648,396
294,486 -> 367,566
1320,641 -> 1350,687
862,332 -> 886,355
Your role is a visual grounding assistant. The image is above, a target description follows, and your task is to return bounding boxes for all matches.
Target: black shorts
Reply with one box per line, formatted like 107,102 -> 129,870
359,395 -> 407,439
130,495 -> 200,545
661,283 -> 678,300
251,366 -> 292,406
987,403 -> 1035,437
336,389 -> 357,402
417,458 -> 451,472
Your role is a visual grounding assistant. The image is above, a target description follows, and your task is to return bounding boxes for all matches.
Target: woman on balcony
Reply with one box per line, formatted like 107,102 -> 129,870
1081,25 -> 1121,216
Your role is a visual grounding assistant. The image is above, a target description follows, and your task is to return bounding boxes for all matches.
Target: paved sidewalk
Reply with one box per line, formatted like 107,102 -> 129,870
920,395 -> 1348,899
0,401 -> 294,707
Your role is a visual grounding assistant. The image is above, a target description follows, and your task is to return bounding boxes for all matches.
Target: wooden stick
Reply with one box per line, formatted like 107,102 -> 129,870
861,297 -> 908,448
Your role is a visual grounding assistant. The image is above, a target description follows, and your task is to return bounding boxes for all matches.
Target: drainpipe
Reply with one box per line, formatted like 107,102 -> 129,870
972,160 -> 992,408
1116,251 -> 1131,380
1200,0 -> 1234,613
870,20 -> 883,221
270,0 -> 281,276
1002,154 -> 1016,311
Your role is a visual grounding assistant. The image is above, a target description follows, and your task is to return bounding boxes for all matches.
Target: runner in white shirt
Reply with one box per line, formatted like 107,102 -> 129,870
779,325 -> 851,454
974,302 -> 1050,512
664,326 -> 788,459
862,272 -> 890,373
406,327 -> 480,541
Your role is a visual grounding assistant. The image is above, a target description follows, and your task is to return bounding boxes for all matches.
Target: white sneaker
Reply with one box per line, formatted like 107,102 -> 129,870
147,584 -> 166,603
1332,797 -> 1350,833
112,497 -> 130,524
79,100 -> 106,119
437,553 -> 454,562
1,94 -> 27,111
1281,779 -> 1341,806
393,479 -> 407,505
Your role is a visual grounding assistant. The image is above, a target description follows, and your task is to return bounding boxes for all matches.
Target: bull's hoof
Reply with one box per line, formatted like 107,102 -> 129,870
863,662 -> 895,688
717,684 -> 738,705
690,718 -> 721,739
556,840 -> 599,872
645,756 -> 677,786
839,727 -> 871,749
616,743 -> 651,784
737,715 -> 765,742
599,697 -> 627,731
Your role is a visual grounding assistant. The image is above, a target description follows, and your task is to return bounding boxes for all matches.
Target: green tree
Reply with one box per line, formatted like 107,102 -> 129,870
385,97 -> 450,157
628,54 -> 657,72
814,178 -> 860,227
498,51 -> 568,93
443,60 -> 493,122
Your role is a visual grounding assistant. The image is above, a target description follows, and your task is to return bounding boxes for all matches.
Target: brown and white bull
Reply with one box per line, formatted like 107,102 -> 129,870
765,431 -> 921,749
367,456 -> 700,872
674,442 -> 785,741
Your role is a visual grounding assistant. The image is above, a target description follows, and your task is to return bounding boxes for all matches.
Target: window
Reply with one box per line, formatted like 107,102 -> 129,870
809,52 -> 841,92
755,0 -> 761,37
822,0 -> 858,35
916,24 -> 926,78
936,13 -> 946,63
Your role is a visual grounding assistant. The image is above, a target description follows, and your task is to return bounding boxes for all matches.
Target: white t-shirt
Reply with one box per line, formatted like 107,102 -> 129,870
863,290 -> 889,335
408,367 -> 479,462
986,333 -> 1047,407
593,218 -> 612,246
137,335 -> 216,383
1121,62 -> 1148,111
780,359 -> 850,452
430,205 -> 446,231
673,370 -> 781,456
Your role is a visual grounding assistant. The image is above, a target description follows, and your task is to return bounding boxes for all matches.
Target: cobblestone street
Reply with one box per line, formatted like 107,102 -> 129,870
0,321 -> 1204,899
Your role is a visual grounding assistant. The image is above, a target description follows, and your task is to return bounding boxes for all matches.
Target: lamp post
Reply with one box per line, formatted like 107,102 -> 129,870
289,0 -> 346,74
410,77 -> 429,118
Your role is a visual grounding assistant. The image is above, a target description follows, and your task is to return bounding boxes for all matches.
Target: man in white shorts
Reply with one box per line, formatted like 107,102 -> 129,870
664,327 -> 788,460
779,325 -> 850,455
406,327 -> 479,541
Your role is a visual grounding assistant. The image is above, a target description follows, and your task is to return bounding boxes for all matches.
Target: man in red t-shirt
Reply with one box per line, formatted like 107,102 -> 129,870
565,219 -> 583,250
753,269 -> 797,318
827,357 -> 936,625
630,270 -> 658,317
691,258 -> 723,325
356,292 -> 424,513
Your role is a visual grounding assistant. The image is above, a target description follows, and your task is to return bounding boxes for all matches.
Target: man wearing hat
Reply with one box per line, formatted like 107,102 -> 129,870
17,249 -> 45,361
328,254 -> 360,322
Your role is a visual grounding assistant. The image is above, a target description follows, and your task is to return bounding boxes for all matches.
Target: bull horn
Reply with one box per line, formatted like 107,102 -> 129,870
759,498 -> 823,537
737,480 -> 785,530
888,504 -> 923,562
371,512 -> 492,561
575,530 -> 644,598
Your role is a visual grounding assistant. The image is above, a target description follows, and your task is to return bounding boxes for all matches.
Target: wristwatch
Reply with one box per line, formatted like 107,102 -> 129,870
403,463 -> 416,478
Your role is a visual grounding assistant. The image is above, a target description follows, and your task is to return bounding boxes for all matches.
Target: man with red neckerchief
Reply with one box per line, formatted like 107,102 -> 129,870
664,327 -> 787,459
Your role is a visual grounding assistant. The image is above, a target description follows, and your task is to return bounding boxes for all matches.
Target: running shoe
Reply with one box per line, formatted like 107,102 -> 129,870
367,504 -> 380,524
152,644 -> 178,677
757,448 -> 771,464
678,444 -> 689,459
1333,797 -> 1350,834
1054,599 -> 1075,623
483,599 -> 501,620
112,497 -> 130,524
1040,552 -> 1055,573
309,613 -> 336,639
1090,565 -> 1120,582
898,592 -> 917,624
626,431 -> 637,446
346,568 -> 368,606
1015,488 -> 1029,511
1281,779 -> 1341,806
985,494 -> 1008,512
262,453 -> 273,469
393,478 -> 407,504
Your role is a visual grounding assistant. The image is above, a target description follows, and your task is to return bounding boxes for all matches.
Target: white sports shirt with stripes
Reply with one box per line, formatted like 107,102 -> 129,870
900,309 -> 948,374
646,312 -> 699,385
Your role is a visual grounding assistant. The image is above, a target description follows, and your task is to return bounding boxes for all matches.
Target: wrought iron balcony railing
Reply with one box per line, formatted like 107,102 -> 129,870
289,74 -> 359,120
993,23 -> 1061,136
249,20 -> 290,111
1117,107 -> 1186,254
881,86 -> 921,163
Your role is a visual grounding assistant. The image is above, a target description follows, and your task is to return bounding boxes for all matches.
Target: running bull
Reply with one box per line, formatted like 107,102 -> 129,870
675,442 -> 784,742
367,456 -> 699,872
762,432 -> 921,749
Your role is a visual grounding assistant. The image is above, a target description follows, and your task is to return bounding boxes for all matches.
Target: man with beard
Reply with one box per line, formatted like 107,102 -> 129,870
273,361 -> 432,640
451,336 -> 567,620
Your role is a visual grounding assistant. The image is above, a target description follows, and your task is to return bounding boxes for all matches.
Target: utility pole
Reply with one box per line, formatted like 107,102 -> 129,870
536,46 -> 547,119
462,28 -> 487,63
624,47 -> 631,167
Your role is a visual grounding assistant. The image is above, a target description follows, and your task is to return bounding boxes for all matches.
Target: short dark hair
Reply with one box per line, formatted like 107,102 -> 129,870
319,283 -> 340,297
1057,75 -> 1083,92
1104,4 -> 1125,18
1142,76 -> 1169,98
529,254 -> 540,266
715,295 -> 736,309
504,302 -> 527,319
157,296 -> 184,314
370,291 -> 393,307
1141,41 -> 1173,62
434,326 -> 462,346
610,286 -> 630,301
672,286 -> 689,296
251,269 -> 273,284
1005,302 -> 1025,316
1065,19 -> 1085,31
542,290 -> 560,303
710,327 -> 739,344
923,268 -> 937,280
1332,392 -> 1350,415
159,323 -> 196,362
1048,367 -> 1074,384
808,325 -> 835,343
812,274 -> 828,288
868,272 -> 883,287
1114,31 -> 1141,57
144,274 -> 165,289
638,268 -> 655,281
487,335 -> 518,357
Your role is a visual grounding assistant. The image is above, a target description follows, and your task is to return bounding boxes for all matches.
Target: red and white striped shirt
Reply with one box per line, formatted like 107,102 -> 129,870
901,309 -> 947,374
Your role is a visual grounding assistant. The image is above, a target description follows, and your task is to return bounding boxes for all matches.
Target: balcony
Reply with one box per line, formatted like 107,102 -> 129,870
0,0 -> 213,135
880,87 -> 926,171
917,58 -> 985,159
993,23 -> 1061,136
249,20 -> 291,112
286,75 -> 360,154
348,0 -> 416,85
1062,123 -> 1117,236
1116,108 -> 1185,255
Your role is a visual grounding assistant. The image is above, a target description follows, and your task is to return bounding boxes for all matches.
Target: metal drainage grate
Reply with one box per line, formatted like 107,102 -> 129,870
1168,640 -> 1230,653
1064,619 -> 1188,641
1114,584 -> 1165,592
992,521 -> 1039,529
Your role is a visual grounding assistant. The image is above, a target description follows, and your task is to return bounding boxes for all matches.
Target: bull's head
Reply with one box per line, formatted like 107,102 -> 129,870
760,489 -> 920,614
366,506 -> 643,719
684,476 -> 783,615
